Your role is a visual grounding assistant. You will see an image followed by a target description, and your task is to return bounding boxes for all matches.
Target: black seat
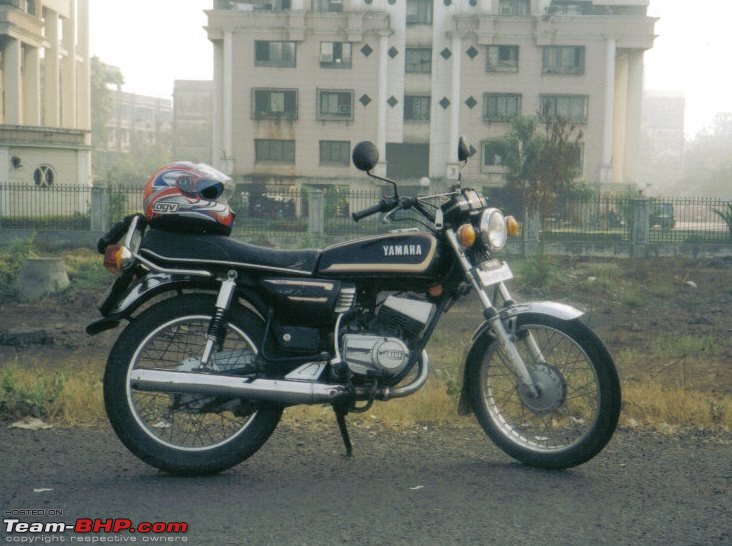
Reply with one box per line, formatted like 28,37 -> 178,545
139,229 -> 320,275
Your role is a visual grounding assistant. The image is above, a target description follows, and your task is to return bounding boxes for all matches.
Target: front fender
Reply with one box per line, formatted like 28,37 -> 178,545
456,301 -> 584,416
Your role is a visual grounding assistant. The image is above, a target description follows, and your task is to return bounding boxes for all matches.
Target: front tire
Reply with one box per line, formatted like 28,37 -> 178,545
467,314 -> 620,469
104,294 -> 283,475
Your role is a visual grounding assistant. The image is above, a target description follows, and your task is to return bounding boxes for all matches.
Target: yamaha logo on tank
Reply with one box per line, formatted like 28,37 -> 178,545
382,244 -> 423,257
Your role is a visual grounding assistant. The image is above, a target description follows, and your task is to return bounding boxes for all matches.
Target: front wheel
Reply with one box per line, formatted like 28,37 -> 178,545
467,314 -> 620,469
104,294 -> 283,475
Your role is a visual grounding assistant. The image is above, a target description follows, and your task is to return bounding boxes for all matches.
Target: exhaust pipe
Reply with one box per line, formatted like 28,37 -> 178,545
129,351 -> 430,406
130,369 -> 351,405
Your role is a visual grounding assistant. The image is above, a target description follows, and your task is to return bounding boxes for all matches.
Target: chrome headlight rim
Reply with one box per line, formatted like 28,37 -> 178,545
480,208 -> 507,251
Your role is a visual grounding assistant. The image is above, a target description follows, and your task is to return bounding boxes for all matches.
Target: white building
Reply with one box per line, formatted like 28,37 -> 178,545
0,0 -> 91,187
206,0 -> 656,192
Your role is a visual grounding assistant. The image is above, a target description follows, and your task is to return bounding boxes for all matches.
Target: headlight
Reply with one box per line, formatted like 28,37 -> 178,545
479,208 -> 507,250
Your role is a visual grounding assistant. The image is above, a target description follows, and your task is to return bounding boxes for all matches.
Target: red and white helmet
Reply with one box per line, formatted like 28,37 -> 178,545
143,162 -> 235,235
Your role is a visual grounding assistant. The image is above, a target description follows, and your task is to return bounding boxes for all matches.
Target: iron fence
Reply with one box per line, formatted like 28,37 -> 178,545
542,195 -> 731,244
1,182 -> 730,246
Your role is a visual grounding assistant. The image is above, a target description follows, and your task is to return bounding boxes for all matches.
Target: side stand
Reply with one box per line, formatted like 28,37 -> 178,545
333,405 -> 353,457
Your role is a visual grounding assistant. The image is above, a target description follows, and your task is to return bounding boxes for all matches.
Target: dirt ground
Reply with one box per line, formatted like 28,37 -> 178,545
1,255 -> 730,395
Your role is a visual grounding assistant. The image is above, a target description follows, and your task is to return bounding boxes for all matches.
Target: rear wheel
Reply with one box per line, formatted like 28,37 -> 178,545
104,294 -> 282,475
467,314 -> 620,469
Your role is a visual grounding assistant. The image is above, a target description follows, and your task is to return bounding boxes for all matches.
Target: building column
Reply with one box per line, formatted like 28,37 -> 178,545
4,38 -> 22,125
600,38 -> 616,184
212,39 -> 224,172
448,32 -> 463,173
624,50 -> 644,186
76,0 -> 91,133
221,31 -> 234,175
376,29 -> 390,176
23,45 -> 42,125
62,0 -> 78,128
44,9 -> 61,127
612,54 -> 628,184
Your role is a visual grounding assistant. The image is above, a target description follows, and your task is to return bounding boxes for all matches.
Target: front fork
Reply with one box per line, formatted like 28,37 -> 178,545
446,231 -> 541,398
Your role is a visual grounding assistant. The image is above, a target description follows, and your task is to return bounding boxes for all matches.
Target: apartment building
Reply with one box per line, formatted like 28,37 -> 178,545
206,0 -> 656,192
173,80 -> 214,164
105,90 -> 173,155
0,0 -> 90,187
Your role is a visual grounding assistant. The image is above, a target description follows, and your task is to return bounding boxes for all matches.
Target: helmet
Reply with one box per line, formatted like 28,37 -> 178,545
143,162 -> 235,235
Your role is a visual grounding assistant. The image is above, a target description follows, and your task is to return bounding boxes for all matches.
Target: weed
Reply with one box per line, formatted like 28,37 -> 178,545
62,248 -> 108,294
0,237 -> 36,302
517,255 -> 554,289
621,289 -> 644,308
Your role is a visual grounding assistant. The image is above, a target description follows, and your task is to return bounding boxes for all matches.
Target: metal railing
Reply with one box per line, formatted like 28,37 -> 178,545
1,183 -> 730,246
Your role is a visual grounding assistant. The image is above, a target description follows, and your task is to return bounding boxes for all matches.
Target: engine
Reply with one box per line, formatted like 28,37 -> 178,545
342,296 -> 434,378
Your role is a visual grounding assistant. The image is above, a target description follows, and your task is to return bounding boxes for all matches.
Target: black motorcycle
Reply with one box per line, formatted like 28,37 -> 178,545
89,139 -> 620,474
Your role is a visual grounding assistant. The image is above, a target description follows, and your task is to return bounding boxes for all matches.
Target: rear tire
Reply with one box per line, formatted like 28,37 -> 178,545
104,294 -> 282,475
467,314 -> 620,469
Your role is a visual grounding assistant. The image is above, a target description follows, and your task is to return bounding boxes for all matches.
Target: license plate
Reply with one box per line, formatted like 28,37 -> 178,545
477,261 -> 513,287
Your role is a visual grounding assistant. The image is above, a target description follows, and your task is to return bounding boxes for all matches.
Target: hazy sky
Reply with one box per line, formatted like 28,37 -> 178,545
89,0 -> 732,138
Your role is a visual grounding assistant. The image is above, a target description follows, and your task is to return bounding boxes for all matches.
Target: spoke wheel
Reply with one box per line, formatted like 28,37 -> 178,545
468,314 -> 620,469
104,294 -> 282,475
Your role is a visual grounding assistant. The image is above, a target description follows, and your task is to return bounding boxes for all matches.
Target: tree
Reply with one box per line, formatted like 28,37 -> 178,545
501,114 -> 585,220
91,57 -> 172,185
90,56 -> 123,151
679,114 -> 732,198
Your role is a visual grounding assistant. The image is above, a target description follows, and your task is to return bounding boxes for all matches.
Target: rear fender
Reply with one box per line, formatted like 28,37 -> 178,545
86,272 -> 267,335
456,301 -> 584,416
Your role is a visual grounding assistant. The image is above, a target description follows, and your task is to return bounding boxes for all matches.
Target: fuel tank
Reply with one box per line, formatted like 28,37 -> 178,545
317,231 -> 443,279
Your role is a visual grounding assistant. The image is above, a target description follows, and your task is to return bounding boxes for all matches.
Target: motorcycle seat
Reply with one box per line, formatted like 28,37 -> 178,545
138,229 -> 320,275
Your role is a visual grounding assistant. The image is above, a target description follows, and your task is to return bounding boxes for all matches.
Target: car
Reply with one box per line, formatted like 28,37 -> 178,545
649,202 -> 675,230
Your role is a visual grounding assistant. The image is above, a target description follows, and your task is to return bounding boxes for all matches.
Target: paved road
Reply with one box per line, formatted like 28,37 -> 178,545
1,423 -> 729,545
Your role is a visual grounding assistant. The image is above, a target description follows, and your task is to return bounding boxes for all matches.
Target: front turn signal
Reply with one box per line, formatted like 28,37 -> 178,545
506,215 -> 519,238
457,224 -> 477,248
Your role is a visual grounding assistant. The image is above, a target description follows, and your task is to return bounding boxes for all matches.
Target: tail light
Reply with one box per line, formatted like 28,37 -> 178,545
103,244 -> 133,274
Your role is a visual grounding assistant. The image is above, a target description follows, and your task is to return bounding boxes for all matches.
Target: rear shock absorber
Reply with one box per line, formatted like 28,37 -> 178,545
200,270 -> 238,368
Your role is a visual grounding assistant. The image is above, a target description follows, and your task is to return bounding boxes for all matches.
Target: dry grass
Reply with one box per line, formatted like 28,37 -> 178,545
1,357 -> 730,433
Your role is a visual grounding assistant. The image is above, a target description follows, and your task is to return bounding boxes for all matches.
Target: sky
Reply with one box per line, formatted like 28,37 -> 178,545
89,0 -> 732,139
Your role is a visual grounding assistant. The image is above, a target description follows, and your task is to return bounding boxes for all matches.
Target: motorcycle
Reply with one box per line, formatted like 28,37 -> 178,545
88,139 -> 620,475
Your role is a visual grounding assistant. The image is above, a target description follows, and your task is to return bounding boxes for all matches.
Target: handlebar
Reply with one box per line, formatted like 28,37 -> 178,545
352,196 -> 423,223
352,197 -> 397,222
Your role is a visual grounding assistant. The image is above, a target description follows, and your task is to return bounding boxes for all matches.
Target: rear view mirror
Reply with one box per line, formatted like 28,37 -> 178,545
352,141 -> 379,172
457,137 -> 476,162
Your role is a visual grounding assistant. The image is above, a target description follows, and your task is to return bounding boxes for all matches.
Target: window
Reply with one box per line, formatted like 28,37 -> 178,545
33,165 -> 55,187
314,0 -> 343,12
320,141 -> 351,166
405,48 -> 432,74
320,42 -> 352,69
404,96 -> 430,121
486,45 -> 519,72
255,139 -> 295,163
540,94 -> 588,123
543,46 -> 585,74
498,0 -> 529,16
252,89 -> 298,120
406,0 -> 432,24
482,140 -> 508,167
483,93 -> 521,122
318,90 -> 353,120
255,41 -> 296,68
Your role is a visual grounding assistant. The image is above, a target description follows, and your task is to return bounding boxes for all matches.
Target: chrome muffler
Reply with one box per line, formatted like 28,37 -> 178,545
130,369 -> 350,405
129,351 -> 429,406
